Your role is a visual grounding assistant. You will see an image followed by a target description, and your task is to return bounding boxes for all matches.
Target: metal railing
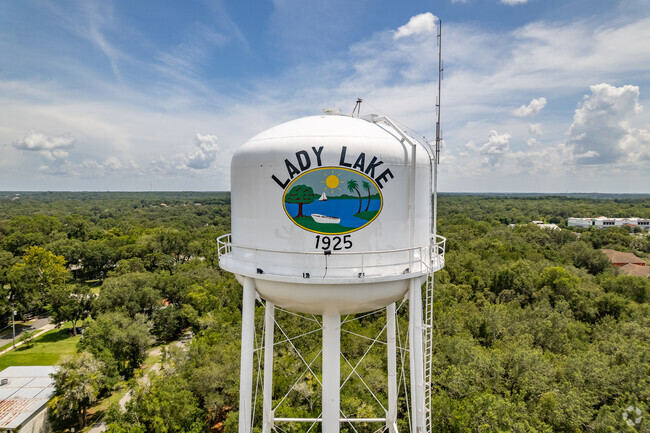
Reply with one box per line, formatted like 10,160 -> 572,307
217,233 -> 445,280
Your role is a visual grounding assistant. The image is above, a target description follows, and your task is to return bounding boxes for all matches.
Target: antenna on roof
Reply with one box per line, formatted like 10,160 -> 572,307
352,98 -> 362,116
433,20 -> 443,239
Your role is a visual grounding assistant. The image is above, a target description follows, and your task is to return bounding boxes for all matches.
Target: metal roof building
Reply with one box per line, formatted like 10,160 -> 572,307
0,366 -> 56,433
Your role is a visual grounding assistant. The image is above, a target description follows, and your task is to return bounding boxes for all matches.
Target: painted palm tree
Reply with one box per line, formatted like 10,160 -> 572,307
346,179 -> 363,214
362,180 -> 372,212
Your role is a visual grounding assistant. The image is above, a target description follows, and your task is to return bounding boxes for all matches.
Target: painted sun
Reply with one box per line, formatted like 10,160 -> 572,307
321,170 -> 342,193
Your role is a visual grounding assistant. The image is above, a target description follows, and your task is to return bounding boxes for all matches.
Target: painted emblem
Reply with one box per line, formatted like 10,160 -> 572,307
283,167 -> 383,234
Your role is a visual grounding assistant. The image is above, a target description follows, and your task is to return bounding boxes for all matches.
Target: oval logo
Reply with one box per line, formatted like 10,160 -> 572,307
283,167 -> 383,235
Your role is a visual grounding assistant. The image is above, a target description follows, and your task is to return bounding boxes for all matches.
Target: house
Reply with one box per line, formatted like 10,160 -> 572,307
531,221 -> 560,231
568,217 -> 650,229
601,249 -> 646,267
508,221 -> 560,231
619,264 -> 650,278
0,366 -> 56,433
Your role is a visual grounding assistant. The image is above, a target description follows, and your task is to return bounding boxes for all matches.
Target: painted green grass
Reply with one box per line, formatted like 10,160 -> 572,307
353,210 -> 379,221
0,327 -> 80,371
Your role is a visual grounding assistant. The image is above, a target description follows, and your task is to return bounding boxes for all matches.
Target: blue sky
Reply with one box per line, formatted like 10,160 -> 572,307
1,0 -> 649,192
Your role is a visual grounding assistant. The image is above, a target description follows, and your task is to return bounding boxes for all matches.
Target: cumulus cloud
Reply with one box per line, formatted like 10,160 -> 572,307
512,98 -> 546,117
394,12 -> 437,39
13,131 -> 75,151
186,134 -> 220,169
528,123 -> 542,135
13,131 -> 76,160
465,130 -> 511,166
479,130 -> 511,155
40,157 -> 138,177
566,83 -> 643,165
501,0 -> 530,4
150,133 -> 221,174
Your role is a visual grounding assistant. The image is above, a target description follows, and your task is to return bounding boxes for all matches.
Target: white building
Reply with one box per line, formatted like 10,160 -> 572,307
568,217 -> 650,230
0,366 -> 56,433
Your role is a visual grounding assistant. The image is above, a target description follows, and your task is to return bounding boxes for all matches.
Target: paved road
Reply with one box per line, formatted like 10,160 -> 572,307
0,315 -> 52,348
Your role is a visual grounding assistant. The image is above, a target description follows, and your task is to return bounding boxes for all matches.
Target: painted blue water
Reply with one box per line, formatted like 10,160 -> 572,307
286,198 -> 381,229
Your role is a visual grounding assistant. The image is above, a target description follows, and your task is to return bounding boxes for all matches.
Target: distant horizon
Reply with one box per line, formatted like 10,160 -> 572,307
1,2 -> 648,192
2,190 -> 650,197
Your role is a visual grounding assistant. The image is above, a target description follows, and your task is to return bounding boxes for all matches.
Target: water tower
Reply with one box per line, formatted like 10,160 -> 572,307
218,106 -> 445,433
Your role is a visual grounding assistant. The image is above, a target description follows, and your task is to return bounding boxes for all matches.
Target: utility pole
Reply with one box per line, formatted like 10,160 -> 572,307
12,309 -> 16,348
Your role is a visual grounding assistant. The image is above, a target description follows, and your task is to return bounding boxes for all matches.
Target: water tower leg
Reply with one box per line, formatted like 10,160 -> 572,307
262,302 -> 275,433
386,303 -> 398,433
322,314 -> 340,433
239,277 -> 256,433
409,278 -> 426,433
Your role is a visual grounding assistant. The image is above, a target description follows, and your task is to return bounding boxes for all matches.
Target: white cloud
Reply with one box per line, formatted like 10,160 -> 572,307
13,131 -> 75,151
156,24 -> 229,83
13,131 -> 76,161
149,133 -> 221,174
187,133 -> 220,169
480,130 -> 511,155
2,5 -> 650,192
39,156 -> 138,177
500,0 -> 530,5
394,13 -> 437,39
512,97 -> 546,117
566,83 -> 643,165
465,130 -> 512,167
618,127 -> 650,163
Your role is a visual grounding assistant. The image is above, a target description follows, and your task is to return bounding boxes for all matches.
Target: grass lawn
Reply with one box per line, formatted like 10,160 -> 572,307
0,327 -> 81,371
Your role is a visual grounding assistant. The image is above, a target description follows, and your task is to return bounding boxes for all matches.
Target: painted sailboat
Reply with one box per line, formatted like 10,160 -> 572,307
319,192 -> 328,201
311,214 -> 340,224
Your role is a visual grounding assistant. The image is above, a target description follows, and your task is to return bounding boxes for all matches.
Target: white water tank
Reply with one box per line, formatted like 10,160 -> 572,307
218,112 -> 444,315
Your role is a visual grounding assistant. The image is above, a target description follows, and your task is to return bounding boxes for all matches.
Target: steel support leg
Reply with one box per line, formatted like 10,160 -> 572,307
322,314 -> 340,433
262,302 -> 275,433
239,277 -> 256,433
409,279 -> 426,433
387,303 -> 398,433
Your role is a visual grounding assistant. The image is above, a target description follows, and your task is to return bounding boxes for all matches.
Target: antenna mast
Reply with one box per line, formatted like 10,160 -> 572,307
433,20 -> 442,239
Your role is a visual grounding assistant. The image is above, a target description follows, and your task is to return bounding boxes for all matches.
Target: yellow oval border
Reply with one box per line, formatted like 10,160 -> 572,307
283,166 -> 383,235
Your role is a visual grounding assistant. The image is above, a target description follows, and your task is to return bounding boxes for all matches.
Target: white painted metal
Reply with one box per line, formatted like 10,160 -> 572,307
274,418 -> 387,423
386,303 -> 398,433
239,277 -> 256,433
262,302 -> 275,433
223,114 -> 439,316
219,110 -> 447,433
409,278 -> 426,433
322,314 -> 341,433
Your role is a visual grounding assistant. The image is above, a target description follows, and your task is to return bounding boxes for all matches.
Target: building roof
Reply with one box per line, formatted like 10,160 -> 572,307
601,249 -> 646,265
0,366 -> 56,429
620,264 -> 650,278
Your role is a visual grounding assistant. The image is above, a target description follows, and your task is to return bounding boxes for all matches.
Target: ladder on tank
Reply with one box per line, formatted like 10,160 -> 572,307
423,271 -> 435,433
423,18 -> 443,433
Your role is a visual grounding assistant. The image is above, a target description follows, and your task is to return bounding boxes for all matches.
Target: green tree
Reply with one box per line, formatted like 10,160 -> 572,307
93,273 -> 161,318
106,374 -> 205,433
81,311 -> 152,378
49,352 -> 105,429
285,185 -> 315,218
48,284 -> 93,335
346,179 -> 363,214
8,246 -> 68,314
362,180 -> 372,211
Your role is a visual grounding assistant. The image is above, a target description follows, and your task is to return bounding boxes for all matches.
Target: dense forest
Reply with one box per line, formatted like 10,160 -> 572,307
0,192 -> 648,432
